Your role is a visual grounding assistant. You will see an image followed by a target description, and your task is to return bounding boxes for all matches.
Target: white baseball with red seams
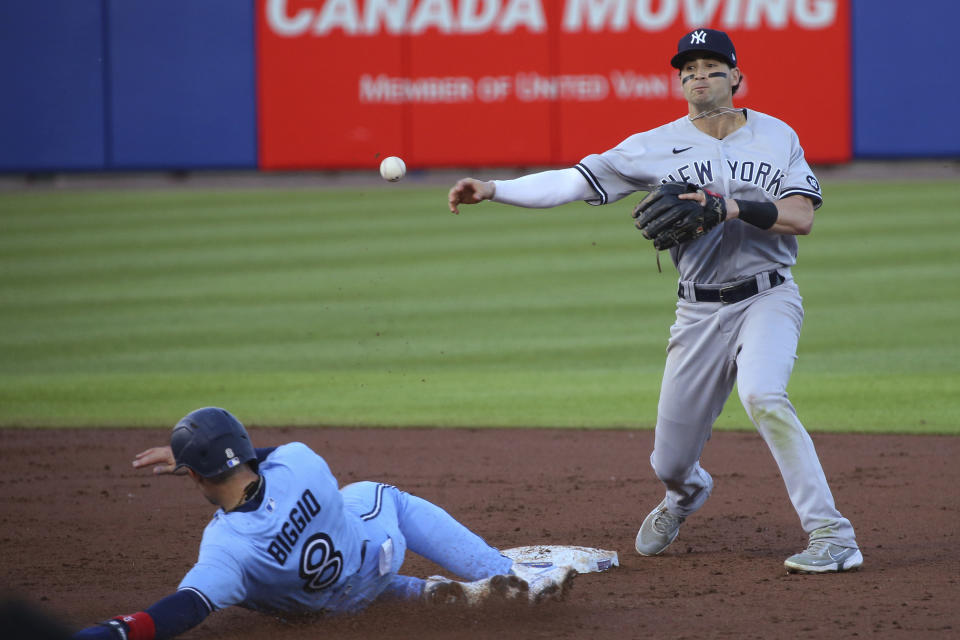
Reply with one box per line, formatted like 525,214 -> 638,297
379,156 -> 406,182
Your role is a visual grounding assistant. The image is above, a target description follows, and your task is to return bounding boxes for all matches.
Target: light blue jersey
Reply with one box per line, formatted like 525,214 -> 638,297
179,443 -> 368,613
178,443 -> 513,615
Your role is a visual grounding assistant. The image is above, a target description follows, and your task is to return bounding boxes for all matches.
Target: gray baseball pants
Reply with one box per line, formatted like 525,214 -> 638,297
651,271 -> 857,547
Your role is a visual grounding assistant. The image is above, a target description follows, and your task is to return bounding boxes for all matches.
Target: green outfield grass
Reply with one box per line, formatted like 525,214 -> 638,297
1,180 -> 957,433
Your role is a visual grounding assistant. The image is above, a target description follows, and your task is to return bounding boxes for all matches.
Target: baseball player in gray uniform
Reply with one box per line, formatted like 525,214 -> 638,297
448,28 -> 861,574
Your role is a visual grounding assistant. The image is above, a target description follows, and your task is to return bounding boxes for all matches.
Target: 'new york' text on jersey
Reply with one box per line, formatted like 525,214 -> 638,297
576,109 -> 822,284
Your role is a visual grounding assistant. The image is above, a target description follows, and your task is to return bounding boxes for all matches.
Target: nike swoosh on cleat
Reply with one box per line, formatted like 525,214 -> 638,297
828,549 -> 849,563
672,146 -> 692,154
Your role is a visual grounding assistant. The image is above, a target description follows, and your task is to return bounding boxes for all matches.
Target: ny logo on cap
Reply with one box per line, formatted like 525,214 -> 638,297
691,30 -> 707,44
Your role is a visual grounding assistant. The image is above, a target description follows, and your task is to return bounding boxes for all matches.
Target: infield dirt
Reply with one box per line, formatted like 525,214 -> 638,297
2,427 -> 956,639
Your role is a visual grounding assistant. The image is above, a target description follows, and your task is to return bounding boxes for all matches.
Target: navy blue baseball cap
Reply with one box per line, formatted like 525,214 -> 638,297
671,28 -> 737,69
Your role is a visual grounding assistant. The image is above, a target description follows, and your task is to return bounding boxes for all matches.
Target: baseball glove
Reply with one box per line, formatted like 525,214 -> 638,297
632,182 -> 727,250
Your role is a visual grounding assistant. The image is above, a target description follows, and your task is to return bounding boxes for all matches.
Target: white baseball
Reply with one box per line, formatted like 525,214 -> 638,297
379,156 -> 406,182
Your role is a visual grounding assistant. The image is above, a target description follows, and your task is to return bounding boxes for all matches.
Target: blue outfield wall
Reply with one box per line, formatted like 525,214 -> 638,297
0,2 -> 106,171
852,0 -> 960,157
107,0 -> 256,169
0,0 -> 256,172
0,0 -> 956,172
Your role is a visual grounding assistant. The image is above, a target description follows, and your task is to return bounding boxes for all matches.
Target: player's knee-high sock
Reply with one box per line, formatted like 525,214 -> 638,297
394,492 -> 513,581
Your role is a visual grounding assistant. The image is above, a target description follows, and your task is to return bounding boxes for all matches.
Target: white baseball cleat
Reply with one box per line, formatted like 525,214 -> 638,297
784,540 -> 863,573
509,563 -> 577,604
422,576 -> 471,605
635,498 -> 686,556
423,564 -> 575,607
488,573 -> 530,602
422,573 -> 528,607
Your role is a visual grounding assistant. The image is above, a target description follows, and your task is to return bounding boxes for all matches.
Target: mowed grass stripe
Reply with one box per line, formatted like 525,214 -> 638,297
0,370 -> 663,428
2,298 -> 668,372
0,180 -> 957,431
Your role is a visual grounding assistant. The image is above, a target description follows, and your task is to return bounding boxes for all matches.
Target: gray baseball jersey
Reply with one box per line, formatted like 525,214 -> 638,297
563,109 -> 856,550
481,107 -> 857,552
575,109 -> 823,284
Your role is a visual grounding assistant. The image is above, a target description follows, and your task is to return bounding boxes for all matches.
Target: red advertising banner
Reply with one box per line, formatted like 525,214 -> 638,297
257,0 -> 850,170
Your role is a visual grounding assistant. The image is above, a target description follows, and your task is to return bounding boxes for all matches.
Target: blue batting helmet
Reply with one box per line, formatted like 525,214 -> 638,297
171,407 -> 256,477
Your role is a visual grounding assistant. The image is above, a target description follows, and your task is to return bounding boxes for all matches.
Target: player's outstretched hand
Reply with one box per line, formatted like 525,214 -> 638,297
133,446 -> 178,475
448,178 -> 495,214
